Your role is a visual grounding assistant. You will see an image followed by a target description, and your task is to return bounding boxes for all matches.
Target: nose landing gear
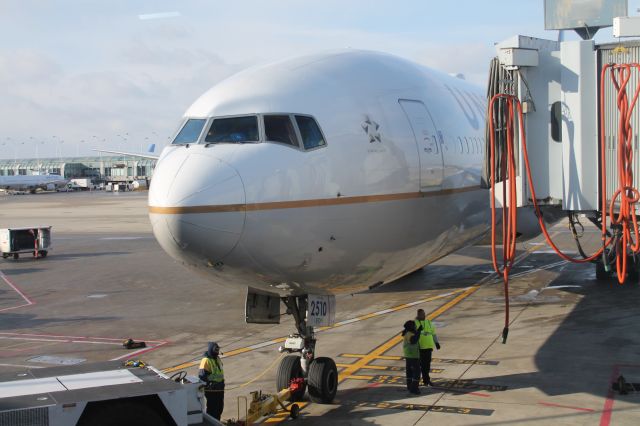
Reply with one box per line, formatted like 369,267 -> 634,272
276,295 -> 338,404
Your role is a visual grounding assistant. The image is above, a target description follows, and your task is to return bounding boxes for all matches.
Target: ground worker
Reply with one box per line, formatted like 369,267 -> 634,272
402,320 -> 423,394
415,308 -> 441,386
199,342 -> 225,420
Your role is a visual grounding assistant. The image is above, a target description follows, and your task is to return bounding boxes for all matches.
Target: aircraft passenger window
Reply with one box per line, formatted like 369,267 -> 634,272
172,119 -> 206,145
264,115 -> 299,147
295,115 -> 326,150
206,116 -> 259,143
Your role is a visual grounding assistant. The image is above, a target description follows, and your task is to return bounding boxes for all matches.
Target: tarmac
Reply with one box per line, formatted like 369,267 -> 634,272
1,191 -> 640,425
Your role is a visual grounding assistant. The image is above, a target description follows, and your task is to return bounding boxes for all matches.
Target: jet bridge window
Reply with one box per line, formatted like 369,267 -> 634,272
205,116 -> 259,143
295,115 -> 326,150
172,119 -> 206,145
264,115 -> 299,147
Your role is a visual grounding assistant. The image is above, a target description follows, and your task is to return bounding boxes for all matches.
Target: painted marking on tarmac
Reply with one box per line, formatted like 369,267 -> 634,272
336,363 -> 444,374
267,286 -> 482,423
342,400 -> 494,416
162,289 -> 466,374
363,375 -> 508,392
509,260 -> 568,279
538,401 -> 595,413
0,269 -> 35,312
262,233 -> 553,423
0,363 -> 44,369
262,401 -> 309,423
600,363 -> 640,426
0,332 -> 168,361
99,237 -> 147,240
339,354 -> 499,365
264,278 -> 502,423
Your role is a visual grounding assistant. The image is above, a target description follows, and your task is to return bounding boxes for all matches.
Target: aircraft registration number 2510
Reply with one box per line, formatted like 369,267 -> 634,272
307,295 -> 336,327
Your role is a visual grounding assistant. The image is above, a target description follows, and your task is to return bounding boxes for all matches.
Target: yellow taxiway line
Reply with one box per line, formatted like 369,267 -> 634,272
162,288 -> 467,374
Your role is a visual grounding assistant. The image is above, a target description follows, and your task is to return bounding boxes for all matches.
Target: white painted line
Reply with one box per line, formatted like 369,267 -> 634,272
509,260 -> 568,279
247,340 -> 282,350
532,250 -> 578,255
0,336 -> 68,343
545,285 -> 583,290
0,363 -> 43,369
99,237 -> 145,240
0,270 -> 35,312
0,332 -> 164,344
162,289 -> 463,372
70,340 -> 121,346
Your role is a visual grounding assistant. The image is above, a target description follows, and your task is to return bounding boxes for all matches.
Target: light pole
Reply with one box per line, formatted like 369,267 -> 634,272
1,141 -> 17,163
76,139 -> 86,157
57,139 -> 64,160
37,140 -> 45,174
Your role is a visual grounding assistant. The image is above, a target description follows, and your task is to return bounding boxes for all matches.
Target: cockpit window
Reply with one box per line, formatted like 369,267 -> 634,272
172,119 -> 206,145
295,115 -> 325,150
205,116 -> 259,143
264,115 -> 299,147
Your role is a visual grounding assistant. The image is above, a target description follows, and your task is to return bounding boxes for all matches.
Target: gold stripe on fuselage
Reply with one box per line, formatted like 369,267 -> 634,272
148,185 -> 482,215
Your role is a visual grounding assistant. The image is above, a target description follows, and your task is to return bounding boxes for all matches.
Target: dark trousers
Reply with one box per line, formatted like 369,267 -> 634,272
419,348 -> 433,385
405,358 -> 420,393
205,382 -> 225,420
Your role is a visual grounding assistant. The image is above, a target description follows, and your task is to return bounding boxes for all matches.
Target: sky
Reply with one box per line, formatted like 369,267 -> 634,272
1,0 -> 639,159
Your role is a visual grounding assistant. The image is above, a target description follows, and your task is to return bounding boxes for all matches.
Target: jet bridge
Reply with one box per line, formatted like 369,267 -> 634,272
486,1 -> 640,342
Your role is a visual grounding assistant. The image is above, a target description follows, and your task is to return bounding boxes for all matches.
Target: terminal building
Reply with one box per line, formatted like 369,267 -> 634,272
0,156 -> 156,184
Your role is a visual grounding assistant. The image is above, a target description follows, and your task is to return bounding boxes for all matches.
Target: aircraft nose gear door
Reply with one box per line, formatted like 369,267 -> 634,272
399,99 -> 445,192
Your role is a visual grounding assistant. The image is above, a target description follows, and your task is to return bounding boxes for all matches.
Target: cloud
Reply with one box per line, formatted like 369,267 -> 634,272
0,50 -> 61,84
412,42 -> 495,86
0,44 -> 242,158
138,11 -> 181,21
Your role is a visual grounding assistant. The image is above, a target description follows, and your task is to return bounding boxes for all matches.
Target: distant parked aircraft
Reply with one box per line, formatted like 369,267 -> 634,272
0,174 -> 68,193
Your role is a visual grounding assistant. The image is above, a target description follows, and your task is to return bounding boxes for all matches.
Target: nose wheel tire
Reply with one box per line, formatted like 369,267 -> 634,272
276,355 -> 306,402
307,357 -> 338,403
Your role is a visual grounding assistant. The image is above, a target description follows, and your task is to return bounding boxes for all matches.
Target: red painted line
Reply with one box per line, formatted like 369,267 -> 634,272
600,365 -> 620,426
366,382 -> 381,389
538,402 -> 595,412
468,392 -> 491,398
0,270 -> 35,312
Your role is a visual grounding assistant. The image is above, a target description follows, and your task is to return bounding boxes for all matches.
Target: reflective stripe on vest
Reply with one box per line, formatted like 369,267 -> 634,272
415,319 -> 435,349
206,357 -> 224,383
403,332 -> 420,359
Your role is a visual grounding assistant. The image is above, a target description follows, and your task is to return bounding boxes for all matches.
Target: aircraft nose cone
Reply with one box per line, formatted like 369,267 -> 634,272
149,149 -> 246,265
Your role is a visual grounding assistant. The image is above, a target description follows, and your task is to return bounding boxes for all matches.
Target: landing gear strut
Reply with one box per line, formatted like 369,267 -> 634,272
275,295 -> 338,404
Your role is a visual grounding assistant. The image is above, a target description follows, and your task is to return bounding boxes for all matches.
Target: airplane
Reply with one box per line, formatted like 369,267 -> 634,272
0,174 -> 68,193
126,50 -> 543,403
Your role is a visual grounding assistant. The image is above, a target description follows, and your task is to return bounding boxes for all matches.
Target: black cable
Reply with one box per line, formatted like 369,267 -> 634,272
568,212 -> 591,261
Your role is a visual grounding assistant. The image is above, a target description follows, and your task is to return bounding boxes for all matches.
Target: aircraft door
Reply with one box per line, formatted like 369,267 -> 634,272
399,99 -> 444,191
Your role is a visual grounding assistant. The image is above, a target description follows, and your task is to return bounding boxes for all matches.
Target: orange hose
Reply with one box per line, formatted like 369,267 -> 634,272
602,64 -> 640,283
488,62 -> 640,341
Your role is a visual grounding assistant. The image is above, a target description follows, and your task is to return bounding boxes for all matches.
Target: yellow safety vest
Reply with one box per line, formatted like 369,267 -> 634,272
403,332 -> 420,359
415,319 -> 436,350
199,357 -> 224,383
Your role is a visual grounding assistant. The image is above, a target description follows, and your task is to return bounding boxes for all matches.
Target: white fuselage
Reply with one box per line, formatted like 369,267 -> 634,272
0,174 -> 68,191
149,50 -> 489,296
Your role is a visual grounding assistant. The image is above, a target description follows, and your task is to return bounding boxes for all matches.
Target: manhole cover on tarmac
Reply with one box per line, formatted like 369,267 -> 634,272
28,355 -> 86,366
